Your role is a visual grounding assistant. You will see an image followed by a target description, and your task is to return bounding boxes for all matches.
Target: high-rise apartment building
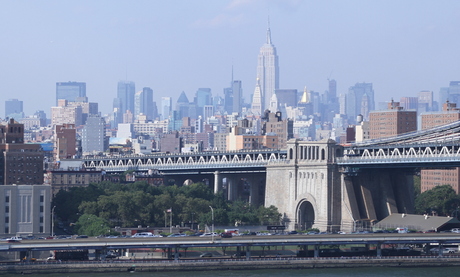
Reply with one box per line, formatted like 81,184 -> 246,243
368,100 -> 417,139
81,115 -> 107,155
5,99 -> 24,120
51,100 -> 83,127
256,24 -> 279,111
261,110 -> 293,149
56,82 -> 86,105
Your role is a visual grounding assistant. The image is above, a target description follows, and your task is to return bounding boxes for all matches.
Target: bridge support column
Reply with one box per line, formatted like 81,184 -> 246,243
214,171 -> 221,194
227,176 -> 236,201
246,246 -> 251,260
249,176 -> 258,205
174,246 -> 180,260
376,243 -> 382,257
167,248 -> 172,259
314,245 -> 319,258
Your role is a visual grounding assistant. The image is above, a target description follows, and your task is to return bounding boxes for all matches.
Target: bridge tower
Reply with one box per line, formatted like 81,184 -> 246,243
265,139 -> 343,231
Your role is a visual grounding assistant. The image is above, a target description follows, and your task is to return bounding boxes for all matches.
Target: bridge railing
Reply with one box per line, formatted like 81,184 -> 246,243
338,153 -> 460,165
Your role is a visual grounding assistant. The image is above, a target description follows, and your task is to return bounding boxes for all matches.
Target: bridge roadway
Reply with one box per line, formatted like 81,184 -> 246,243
3,233 -> 460,253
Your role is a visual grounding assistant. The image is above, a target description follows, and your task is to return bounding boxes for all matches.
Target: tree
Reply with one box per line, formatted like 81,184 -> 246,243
415,185 -> 460,216
75,214 -> 110,236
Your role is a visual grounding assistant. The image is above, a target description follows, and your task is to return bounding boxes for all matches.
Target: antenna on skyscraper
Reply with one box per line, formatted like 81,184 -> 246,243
266,15 -> 272,44
327,70 -> 333,81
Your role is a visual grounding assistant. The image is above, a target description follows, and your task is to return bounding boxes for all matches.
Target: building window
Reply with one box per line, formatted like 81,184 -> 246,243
39,206 -> 44,212
5,206 -> 9,213
5,216 -> 9,223
39,226 -> 43,233
4,227 -> 8,233
5,196 -> 9,203
40,195 -> 44,202
39,216 -> 43,223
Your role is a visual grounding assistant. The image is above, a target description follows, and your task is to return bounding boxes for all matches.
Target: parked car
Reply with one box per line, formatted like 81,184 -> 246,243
451,228 -> 460,233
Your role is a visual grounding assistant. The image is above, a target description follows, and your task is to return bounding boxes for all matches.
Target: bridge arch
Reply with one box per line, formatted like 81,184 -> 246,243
295,195 -> 317,230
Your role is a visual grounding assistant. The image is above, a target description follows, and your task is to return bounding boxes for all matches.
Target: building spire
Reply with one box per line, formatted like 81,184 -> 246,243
266,16 -> 272,45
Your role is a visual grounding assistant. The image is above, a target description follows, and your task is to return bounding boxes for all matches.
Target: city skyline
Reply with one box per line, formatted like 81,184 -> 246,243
1,0 -> 460,116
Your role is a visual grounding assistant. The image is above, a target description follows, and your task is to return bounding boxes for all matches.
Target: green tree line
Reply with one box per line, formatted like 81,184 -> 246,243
52,181 -> 281,236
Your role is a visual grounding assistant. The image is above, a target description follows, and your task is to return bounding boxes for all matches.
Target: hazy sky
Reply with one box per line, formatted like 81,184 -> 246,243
1,0 -> 460,117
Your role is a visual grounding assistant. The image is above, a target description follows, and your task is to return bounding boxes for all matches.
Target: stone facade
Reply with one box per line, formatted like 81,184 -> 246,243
265,139 -> 343,232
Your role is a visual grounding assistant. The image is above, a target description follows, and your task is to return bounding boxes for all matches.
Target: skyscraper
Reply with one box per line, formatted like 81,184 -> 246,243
161,97 -> 172,120
134,87 -> 154,120
195,88 -> 212,117
232,80 -> 242,114
116,81 -> 135,114
5,99 -> 24,120
251,78 -> 263,115
346,83 -> 374,123
256,23 -> 279,111
56,82 -> 86,105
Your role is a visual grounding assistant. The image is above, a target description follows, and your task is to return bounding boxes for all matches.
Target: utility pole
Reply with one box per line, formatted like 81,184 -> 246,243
51,206 -> 56,237
209,206 -> 214,243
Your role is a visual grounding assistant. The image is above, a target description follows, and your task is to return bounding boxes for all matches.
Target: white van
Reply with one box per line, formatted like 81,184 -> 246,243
131,232 -> 157,238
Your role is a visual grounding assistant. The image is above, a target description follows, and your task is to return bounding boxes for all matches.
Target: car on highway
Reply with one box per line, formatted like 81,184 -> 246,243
220,232 -> 233,238
199,232 -> 218,237
131,232 -> 158,238
199,252 -> 213,258
168,233 -> 186,237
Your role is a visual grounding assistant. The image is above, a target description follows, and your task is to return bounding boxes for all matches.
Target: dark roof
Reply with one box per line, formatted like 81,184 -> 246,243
375,213 -> 460,231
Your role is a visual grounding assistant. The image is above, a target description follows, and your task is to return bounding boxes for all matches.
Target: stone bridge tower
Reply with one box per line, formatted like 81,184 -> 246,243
265,139 -> 343,231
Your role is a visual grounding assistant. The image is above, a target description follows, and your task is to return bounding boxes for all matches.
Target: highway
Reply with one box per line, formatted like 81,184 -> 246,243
2,233 -> 460,252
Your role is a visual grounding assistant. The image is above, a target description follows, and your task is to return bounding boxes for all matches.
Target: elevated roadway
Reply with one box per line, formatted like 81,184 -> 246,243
3,233 -> 460,252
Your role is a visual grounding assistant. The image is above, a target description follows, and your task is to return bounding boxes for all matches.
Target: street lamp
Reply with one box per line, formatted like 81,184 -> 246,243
209,206 -> 214,243
51,206 -> 56,237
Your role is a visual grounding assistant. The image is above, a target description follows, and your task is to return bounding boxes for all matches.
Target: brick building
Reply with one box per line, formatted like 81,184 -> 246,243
0,119 -> 44,185
420,101 -> 460,193
369,100 -> 417,139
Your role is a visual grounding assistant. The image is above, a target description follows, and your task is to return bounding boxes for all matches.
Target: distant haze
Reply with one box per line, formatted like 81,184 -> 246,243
1,0 -> 459,116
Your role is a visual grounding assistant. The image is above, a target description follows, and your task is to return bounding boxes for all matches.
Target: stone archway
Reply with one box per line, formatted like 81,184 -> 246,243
297,201 -> 315,230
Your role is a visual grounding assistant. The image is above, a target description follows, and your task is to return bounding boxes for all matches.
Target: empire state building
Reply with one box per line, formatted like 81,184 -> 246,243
256,24 -> 279,112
